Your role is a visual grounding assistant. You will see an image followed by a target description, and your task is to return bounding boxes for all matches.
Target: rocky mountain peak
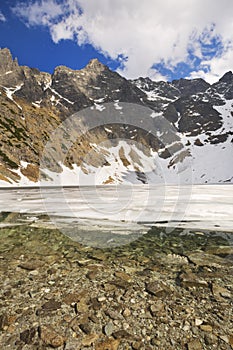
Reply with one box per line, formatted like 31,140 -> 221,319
52,59 -> 106,76
84,58 -> 107,73
87,57 -> 105,67
171,77 -> 210,96
212,71 -> 233,99
0,47 -> 19,75
53,65 -> 73,74
218,71 -> 233,83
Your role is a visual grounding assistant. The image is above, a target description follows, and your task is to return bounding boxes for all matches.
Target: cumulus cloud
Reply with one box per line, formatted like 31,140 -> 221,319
0,11 -> 6,22
11,0 -> 233,82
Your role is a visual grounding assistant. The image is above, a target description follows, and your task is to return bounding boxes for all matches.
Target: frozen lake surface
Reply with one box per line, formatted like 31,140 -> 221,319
0,184 -> 232,236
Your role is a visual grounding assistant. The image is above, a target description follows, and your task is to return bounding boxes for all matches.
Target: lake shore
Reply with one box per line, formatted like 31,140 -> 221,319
0,219 -> 232,350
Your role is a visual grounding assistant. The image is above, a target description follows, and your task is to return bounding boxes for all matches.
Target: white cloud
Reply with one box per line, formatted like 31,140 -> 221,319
147,68 -> 168,82
198,45 -> 233,84
0,11 -> 6,22
12,0 -> 63,26
12,0 -> 233,82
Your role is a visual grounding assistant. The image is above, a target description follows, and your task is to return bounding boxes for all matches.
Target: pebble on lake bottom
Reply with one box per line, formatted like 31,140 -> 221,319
0,224 -> 232,349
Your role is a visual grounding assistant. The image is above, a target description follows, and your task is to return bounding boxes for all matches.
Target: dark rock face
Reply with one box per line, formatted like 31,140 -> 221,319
133,72 -> 232,138
171,78 -> 210,96
217,71 -> 233,84
212,71 -> 233,100
173,97 -> 222,135
163,104 -> 179,124
14,69 -> 44,102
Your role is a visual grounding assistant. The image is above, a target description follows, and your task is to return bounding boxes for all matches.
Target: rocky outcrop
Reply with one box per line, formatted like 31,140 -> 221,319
0,48 -> 19,77
171,77 -> 210,96
212,71 -> 233,99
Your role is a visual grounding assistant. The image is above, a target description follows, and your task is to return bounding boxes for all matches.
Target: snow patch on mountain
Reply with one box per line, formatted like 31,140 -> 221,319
3,83 -> 23,110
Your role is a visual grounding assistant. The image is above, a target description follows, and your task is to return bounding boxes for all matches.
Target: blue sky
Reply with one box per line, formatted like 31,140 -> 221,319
0,1 -> 122,73
0,0 -> 233,83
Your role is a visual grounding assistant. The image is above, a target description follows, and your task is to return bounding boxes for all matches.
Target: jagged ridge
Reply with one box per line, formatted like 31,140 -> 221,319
0,48 -> 232,185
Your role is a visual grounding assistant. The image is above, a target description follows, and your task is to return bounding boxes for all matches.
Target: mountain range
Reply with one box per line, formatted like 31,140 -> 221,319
0,47 -> 232,186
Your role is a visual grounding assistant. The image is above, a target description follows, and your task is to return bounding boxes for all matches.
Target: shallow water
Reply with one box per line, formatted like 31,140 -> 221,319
1,185 -> 232,350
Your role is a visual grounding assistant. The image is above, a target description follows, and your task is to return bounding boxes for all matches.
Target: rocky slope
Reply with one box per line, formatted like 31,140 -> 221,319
0,47 -> 232,185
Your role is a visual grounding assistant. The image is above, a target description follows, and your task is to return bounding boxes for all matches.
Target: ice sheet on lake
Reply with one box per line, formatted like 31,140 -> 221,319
0,185 -> 232,234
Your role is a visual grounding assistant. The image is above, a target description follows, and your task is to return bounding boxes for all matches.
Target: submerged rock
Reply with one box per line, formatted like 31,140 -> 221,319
178,271 -> 209,288
0,223 -> 232,350
39,325 -> 65,348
